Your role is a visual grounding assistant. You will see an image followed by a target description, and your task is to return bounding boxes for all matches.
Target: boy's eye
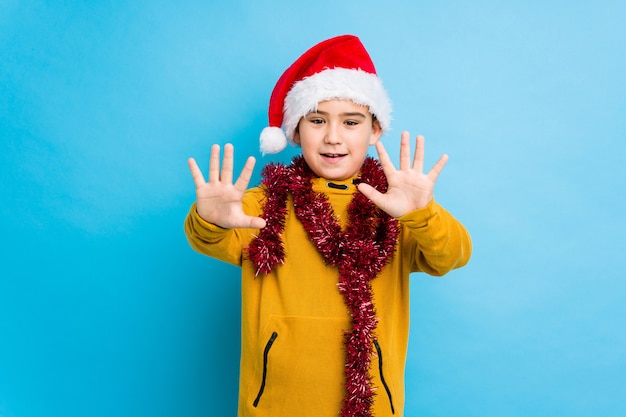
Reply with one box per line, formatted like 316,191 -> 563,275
308,117 -> 324,124
345,120 -> 359,126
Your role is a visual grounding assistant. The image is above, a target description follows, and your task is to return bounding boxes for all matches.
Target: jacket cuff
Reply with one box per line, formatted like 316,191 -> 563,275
187,203 -> 229,235
396,199 -> 439,228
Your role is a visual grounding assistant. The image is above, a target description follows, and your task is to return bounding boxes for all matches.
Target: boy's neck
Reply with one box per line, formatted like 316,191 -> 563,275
311,176 -> 359,194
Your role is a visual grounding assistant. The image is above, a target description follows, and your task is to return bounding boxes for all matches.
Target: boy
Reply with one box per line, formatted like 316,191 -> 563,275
185,35 -> 471,417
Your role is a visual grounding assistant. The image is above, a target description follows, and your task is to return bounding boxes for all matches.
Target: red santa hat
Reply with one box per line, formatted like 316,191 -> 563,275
259,34 -> 392,155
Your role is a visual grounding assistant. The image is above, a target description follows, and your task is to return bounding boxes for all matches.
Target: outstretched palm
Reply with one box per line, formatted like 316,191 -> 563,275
188,143 -> 266,229
357,132 -> 448,218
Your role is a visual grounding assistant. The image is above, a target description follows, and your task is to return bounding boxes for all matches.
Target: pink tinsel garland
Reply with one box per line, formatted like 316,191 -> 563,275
247,156 -> 399,417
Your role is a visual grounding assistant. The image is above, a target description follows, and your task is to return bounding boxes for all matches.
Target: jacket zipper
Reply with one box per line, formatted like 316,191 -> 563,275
253,331 -> 278,407
374,339 -> 395,415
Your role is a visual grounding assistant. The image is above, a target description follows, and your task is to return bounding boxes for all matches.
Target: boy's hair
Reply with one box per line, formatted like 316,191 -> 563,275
260,35 -> 392,155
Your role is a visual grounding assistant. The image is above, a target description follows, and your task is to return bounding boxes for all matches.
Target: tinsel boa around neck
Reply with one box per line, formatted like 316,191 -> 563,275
246,155 -> 400,417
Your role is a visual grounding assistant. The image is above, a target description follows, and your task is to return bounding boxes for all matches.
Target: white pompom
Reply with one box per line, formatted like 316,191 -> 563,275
259,126 -> 287,155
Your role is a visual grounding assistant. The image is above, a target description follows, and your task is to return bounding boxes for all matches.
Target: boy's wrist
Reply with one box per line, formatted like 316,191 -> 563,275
191,204 -> 229,232
396,199 -> 437,225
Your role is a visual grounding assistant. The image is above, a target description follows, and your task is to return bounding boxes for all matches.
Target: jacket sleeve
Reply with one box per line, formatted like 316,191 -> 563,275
183,188 -> 264,266
398,199 -> 472,276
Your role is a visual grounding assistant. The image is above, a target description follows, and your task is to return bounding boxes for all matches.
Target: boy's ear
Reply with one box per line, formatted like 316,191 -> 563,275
292,119 -> 302,145
369,120 -> 383,145
293,129 -> 301,145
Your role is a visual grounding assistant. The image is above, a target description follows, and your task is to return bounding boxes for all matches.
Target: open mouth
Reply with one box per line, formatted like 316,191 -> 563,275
321,153 -> 346,158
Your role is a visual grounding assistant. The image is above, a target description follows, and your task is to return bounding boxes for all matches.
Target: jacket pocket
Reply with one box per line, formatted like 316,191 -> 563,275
253,331 -> 278,407
374,338 -> 395,415
245,315 -> 349,415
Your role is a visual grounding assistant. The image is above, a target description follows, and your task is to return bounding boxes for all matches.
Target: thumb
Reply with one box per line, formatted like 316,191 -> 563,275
245,216 -> 267,229
357,182 -> 384,206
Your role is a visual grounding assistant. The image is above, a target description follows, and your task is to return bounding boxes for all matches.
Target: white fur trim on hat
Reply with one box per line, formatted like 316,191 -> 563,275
259,126 -> 288,155
282,67 -> 392,143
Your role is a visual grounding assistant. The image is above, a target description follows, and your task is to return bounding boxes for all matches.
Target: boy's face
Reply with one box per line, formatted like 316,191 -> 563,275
293,99 -> 382,180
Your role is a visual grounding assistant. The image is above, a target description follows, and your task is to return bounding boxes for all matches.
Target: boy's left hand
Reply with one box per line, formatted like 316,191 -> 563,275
357,131 -> 448,218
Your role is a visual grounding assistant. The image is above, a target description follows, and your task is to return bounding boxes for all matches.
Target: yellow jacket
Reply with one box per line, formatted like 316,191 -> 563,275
185,176 -> 472,417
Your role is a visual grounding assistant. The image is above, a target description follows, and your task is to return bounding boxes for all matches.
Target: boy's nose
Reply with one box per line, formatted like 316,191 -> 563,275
324,124 -> 342,144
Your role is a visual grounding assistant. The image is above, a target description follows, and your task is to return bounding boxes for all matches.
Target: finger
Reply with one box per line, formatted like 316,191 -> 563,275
427,153 -> 449,183
399,131 -> 411,171
221,143 -> 234,184
233,156 -> 256,193
374,141 -> 396,176
413,135 -> 425,173
187,158 -> 207,187
357,182 -> 385,207
245,215 -> 267,229
208,144 -> 221,184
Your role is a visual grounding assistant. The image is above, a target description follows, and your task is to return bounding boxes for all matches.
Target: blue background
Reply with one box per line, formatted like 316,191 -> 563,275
2,1 -> 625,416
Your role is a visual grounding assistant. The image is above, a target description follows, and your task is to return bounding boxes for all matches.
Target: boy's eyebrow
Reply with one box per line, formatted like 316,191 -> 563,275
309,110 -> 367,118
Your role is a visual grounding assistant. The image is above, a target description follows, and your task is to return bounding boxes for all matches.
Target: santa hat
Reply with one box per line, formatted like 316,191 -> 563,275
259,34 -> 392,155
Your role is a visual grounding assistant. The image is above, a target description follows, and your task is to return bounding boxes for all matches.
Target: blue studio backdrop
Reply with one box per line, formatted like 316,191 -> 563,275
1,1 -> 625,416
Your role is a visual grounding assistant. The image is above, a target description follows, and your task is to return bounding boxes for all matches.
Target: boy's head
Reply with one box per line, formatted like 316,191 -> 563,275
260,35 -> 392,155
292,98 -> 382,180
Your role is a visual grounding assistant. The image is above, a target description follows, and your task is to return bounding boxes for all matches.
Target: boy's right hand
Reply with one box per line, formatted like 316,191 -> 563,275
188,143 -> 266,229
